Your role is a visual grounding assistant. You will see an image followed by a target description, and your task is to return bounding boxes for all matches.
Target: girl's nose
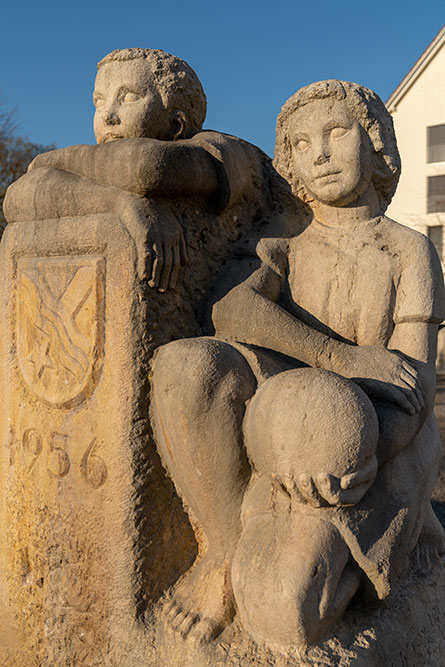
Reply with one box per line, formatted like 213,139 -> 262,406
313,136 -> 330,165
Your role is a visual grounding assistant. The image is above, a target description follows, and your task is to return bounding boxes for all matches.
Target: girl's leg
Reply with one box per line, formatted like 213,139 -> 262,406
151,337 -> 256,642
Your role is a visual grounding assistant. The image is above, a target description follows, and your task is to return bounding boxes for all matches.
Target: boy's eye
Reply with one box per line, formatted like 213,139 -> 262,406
295,139 -> 309,152
123,92 -> 140,102
330,127 -> 349,140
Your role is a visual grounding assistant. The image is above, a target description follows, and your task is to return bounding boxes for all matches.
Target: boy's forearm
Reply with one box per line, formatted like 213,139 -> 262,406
4,167 -> 128,223
30,139 -> 220,199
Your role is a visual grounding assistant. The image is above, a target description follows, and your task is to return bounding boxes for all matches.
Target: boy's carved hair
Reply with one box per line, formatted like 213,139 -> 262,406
274,80 -> 401,210
98,48 -> 207,135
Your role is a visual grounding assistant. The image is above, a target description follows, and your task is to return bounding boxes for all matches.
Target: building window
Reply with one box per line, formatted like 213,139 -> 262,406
427,125 -> 445,163
428,225 -> 443,260
427,175 -> 445,213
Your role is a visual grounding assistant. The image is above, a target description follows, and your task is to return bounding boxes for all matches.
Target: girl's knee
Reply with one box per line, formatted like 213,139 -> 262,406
151,337 -> 256,407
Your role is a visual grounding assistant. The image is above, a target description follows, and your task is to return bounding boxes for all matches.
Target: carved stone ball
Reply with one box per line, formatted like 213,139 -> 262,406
243,368 -> 379,486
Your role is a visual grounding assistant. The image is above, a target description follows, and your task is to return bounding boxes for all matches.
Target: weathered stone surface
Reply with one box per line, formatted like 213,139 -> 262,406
1,55 -> 444,666
151,79 -> 445,662
148,558 -> 444,666
0,49 -> 272,665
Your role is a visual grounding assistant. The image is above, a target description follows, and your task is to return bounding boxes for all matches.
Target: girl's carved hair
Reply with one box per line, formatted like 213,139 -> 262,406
273,80 -> 401,211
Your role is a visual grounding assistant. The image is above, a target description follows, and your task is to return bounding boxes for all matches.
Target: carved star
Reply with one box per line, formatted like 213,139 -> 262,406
26,337 -> 54,379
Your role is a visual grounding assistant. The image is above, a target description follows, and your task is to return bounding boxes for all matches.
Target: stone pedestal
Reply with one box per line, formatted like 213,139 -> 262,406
0,193 -> 264,664
148,562 -> 444,666
0,213 -> 190,665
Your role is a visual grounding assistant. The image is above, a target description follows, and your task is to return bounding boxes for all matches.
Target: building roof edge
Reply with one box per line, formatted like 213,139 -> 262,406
386,25 -> 445,111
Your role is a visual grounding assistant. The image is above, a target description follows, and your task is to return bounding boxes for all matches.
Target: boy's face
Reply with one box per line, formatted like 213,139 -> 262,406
289,98 -> 374,207
93,59 -> 170,144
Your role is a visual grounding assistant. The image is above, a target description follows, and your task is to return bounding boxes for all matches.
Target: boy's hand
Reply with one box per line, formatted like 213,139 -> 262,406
119,195 -> 187,291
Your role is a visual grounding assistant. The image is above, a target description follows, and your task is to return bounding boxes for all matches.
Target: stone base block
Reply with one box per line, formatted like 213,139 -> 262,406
148,564 -> 444,667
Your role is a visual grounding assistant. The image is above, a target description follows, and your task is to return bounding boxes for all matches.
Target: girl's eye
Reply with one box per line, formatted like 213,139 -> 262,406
331,127 -> 349,140
123,92 -> 140,102
295,139 -> 309,152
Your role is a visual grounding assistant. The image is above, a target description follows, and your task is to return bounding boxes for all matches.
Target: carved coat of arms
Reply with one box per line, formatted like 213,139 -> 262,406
17,256 -> 105,407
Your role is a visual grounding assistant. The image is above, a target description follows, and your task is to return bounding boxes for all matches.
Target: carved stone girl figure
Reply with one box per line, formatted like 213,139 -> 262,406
151,80 -> 445,646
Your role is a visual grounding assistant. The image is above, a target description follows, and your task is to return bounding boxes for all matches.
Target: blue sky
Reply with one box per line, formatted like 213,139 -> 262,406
1,0 -> 444,157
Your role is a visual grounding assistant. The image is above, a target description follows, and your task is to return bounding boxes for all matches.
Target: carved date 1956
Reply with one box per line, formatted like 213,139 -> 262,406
20,429 -> 107,488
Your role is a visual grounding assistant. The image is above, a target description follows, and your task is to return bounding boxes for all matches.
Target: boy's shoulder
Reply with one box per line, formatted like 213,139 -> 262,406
191,130 -> 273,211
191,130 -> 270,163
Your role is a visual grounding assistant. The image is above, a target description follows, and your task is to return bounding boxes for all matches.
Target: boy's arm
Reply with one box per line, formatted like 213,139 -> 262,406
29,138 -> 220,200
3,167 -> 186,290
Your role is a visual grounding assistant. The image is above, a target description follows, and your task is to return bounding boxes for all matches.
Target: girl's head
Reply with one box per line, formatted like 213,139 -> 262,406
273,80 -> 400,212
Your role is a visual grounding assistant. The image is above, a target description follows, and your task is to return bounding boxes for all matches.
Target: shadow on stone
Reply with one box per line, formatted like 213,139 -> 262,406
432,501 -> 445,528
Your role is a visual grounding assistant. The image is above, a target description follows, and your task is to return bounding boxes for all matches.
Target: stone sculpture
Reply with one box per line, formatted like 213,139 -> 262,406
0,49 -> 273,665
151,80 -> 445,655
1,50 -> 444,665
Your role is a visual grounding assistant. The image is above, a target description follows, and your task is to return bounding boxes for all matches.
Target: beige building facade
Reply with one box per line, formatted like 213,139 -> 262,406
386,26 -> 445,260
386,27 -> 445,369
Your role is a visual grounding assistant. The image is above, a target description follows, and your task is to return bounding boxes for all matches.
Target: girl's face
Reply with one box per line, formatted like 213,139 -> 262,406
288,98 -> 375,207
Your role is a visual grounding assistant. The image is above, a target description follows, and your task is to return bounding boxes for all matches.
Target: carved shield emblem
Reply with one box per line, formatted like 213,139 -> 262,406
17,256 -> 105,407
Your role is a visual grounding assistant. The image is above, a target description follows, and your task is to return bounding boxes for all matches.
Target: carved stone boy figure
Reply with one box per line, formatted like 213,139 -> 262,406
0,49 -> 273,665
151,80 -> 445,651
4,48 -> 263,289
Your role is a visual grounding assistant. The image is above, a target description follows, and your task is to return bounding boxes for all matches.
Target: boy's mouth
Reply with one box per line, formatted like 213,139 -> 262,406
102,133 -> 125,142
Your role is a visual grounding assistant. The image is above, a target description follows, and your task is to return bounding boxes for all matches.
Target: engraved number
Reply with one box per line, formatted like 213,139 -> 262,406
22,428 -> 43,471
47,432 -> 71,478
19,428 -> 106,488
80,437 -> 107,488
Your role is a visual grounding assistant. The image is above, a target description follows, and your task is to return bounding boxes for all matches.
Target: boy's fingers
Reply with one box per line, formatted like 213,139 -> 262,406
336,485 -> 369,506
179,229 -> 188,265
400,369 -> 416,388
168,245 -> 180,290
149,241 -> 163,288
410,381 -> 425,410
400,370 -> 425,409
159,243 -> 173,293
316,473 -> 341,506
402,360 -> 418,378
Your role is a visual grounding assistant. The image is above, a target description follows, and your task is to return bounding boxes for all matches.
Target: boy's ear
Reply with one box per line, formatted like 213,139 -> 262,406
170,110 -> 189,141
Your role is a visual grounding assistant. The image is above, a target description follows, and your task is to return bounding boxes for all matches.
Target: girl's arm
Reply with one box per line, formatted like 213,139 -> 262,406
212,261 -> 423,416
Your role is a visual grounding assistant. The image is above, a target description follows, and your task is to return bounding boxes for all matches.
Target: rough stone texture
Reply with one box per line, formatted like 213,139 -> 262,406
432,376 -> 445,527
148,557 -> 444,666
151,79 -> 445,663
0,49 -> 274,665
1,59 -> 444,666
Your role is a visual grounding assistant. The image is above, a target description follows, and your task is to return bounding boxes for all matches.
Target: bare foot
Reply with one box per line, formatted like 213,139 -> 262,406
163,555 -> 234,643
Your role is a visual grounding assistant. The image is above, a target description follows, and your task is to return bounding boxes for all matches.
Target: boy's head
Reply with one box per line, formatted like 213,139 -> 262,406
94,48 -> 206,144
274,80 -> 401,211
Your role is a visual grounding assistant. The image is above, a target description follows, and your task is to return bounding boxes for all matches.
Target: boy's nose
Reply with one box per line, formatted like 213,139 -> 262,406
103,109 -> 120,126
